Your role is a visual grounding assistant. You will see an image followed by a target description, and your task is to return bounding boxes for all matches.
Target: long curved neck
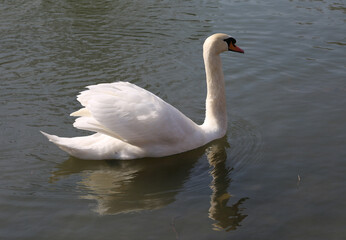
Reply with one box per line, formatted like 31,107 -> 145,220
202,47 -> 227,136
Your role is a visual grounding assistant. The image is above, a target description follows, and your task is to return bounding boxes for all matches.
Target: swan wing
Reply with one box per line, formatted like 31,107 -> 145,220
71,82 -> 200,146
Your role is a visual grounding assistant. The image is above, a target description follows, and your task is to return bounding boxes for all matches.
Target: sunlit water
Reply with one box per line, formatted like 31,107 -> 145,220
1,0 -> 345,239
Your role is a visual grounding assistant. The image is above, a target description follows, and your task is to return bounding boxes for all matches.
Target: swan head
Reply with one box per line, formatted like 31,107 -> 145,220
203,33 -> 244,55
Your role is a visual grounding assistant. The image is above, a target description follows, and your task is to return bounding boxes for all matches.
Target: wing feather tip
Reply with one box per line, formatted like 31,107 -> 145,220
70,108 -> 91,117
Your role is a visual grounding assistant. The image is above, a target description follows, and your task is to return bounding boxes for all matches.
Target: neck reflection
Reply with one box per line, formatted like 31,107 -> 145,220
206,140 -> 249,232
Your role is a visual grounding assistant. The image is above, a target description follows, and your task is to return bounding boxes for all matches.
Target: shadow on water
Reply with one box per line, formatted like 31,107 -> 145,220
50,134 -> 253,231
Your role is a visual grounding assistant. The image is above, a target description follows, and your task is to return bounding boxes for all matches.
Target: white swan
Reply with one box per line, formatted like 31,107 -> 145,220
41,33 -> 244,160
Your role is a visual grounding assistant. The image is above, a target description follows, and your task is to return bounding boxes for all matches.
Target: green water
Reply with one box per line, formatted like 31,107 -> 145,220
1,0 -> 345,239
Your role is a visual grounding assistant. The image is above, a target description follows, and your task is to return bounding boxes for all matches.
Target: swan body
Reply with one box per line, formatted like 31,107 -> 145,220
41,33 -> 244,160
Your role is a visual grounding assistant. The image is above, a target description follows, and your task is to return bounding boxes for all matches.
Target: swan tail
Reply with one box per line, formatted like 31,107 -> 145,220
40,131 -> 60,144
40,131 -> 103,159
40,131 -> 142,160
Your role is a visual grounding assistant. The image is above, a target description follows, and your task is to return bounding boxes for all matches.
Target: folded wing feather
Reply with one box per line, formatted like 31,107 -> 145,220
72,82 -> 199,146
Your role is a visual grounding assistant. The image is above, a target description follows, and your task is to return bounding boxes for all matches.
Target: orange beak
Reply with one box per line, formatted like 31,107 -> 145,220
229,43 -> 244,53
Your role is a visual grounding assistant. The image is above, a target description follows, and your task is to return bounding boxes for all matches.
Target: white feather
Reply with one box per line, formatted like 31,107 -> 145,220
73,82 -> 201,145
41,33 -> 243,160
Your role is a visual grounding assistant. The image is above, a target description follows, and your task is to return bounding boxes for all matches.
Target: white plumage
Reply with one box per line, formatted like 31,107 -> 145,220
41,33 -> 244,160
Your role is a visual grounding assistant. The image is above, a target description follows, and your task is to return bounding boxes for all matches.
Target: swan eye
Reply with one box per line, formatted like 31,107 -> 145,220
224,37 -> 236,46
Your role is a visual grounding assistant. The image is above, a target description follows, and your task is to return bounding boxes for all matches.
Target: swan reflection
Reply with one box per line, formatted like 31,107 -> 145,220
51,147 -> 203,215
206,143 -> 248,231
50,137 -> 248,230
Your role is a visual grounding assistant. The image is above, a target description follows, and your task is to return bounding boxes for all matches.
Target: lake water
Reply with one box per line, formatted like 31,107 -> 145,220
1,0 -> 345,239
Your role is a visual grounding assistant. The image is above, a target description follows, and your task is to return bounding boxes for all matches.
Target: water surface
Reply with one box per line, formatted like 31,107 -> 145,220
1,0 -> 345,239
